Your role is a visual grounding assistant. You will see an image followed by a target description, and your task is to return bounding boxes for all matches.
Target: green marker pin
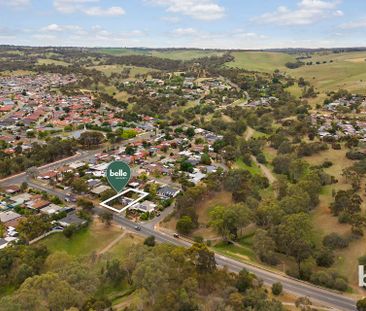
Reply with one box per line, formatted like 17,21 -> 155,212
106,161 -> 131,193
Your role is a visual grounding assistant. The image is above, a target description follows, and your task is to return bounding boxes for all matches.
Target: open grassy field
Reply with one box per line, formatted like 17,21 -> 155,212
234,157 -> 262,175
37,58 -> 70,66
226,51 -> 296,73
38,219 -> 122,257
96,48 -> 224,60
88,64 -> 156,78
288,51 -> 366,94
304,147 -> 366,290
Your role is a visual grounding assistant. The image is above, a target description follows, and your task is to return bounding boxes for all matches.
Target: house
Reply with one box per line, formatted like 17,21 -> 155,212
38,170 -> 58,180
5,185 -> 20,194
189,170 -> 206,184
69,161 -> 86,170
0,211 -> 21,225
10,193 -> 32,206
88,162 -> 109,177
28,199 -> 50,210
90,185 -> 110,196
131,200 -> 156,213
157,186 -> 180,199
40,203 -> 65,215
58,213 -> 87,227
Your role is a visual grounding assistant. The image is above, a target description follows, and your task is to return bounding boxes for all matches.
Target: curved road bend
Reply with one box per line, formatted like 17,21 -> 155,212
2,175 -> 357,310
111,214 -> 357,311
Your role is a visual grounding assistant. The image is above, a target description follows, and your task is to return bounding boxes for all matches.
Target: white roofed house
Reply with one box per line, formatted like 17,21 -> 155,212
131,200 -> 157,213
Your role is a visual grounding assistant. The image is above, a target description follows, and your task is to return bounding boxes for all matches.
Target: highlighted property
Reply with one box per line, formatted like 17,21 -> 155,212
100,188 -> 148,214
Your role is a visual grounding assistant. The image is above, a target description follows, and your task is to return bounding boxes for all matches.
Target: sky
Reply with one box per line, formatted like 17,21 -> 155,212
0,0 -> 366,49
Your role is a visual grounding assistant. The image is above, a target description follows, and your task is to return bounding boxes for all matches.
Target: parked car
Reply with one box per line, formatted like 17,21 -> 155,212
134,225 -> 141,231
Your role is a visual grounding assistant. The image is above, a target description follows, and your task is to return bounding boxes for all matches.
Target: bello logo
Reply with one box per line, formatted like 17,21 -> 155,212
106,161 -> 131,193
109,169 -> 129,177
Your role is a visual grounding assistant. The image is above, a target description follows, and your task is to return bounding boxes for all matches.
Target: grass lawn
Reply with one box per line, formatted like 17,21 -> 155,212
38,219 -> 122,257
214,241 -> 257,262
103,233 -> 144,259
234,158 -> 262,176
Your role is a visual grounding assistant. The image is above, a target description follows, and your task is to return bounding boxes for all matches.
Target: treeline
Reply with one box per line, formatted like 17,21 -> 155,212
0,138 -> 77,177
0,242 -> 285,311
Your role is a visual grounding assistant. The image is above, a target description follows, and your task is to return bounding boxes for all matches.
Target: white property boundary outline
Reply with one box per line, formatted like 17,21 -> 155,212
100,188 -> 149,213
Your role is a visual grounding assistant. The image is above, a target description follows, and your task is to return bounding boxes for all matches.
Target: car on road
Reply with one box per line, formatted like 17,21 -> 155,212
65,195 -> 76,203
134,225 -> 141,231
173,233 -> 179,238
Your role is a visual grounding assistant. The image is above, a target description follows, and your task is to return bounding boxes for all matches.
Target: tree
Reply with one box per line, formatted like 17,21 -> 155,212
271,282 -> 283,296
209,203 -> 252,241
26,166 -> 39,179
0,273 -> 85,311
180,160 -> 194,173
144,235 -> 156,247
236,268 -> 255,293
71,178 -> 88,193
77,198 -> 94,212
20,181 -> 28,192
316,248 -> 335,267
99,211 -> 113,226
79,131 -> 104,148
0,221 -> 5,238
17,215 -> 52,242
330,190 -> 362,217
187,243 -> 216,274
104,259 -> 126,285
273,213 -> 313,276
253,229 -> 277,265
186,127 -> 195,138
63,225 -> 77,239
295,296 -> 313,311
176,216 -> 194,235
200,153 -> 211,165
100,189 -> 115,201
357,298 -> 366,311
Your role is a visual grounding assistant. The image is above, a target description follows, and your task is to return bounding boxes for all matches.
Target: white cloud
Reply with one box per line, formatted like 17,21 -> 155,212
172,28 -> 197,36
339,18 -> 366,29
148,0 -> 225,21
83,6 -> 125,16
253,0 -> 342,25
54,0 -> 124,16
161,15 -> 180,23
41,24 -> 86,35
32,34 -> 57,41
0,0 -> 30,8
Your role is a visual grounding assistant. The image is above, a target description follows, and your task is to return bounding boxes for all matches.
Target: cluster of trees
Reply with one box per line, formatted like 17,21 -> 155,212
0,138 -> 77,178
0,242 -> 285,311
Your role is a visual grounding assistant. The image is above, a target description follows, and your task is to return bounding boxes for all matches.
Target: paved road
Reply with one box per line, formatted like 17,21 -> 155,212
0,138 -> 358,311
18,180 -> 357,311
111,213 -> 356,311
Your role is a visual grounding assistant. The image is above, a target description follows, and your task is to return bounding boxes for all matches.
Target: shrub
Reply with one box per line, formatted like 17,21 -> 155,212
316,248 -> 335,267
144,235 -> 156,247
271,282 -> 283,296
323,233 -> 349,249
